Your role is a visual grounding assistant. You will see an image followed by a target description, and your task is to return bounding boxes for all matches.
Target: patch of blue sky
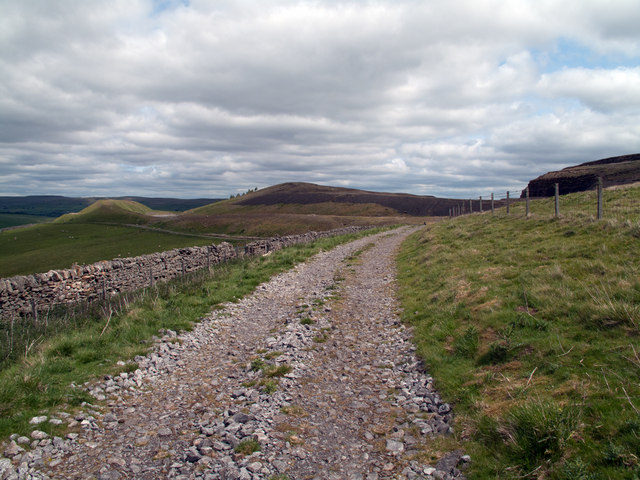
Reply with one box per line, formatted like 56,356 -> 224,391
532,37 -> 639,73
151,0 -> 189,16
524,94 -> 585,116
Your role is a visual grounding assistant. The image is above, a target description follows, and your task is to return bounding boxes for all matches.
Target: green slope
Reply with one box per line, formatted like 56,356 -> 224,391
397,184 -> 640,479
0,223 -> 215,278
55,199 -> 153,224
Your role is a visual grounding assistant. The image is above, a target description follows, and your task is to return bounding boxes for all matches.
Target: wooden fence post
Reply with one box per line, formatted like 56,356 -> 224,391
597,176 -> 603,220
525,187 -> 530,217
30,298 -> 38,325
469,199 -> 473,213
555,183 -> 559,218
506,191 -> 510,214
479,196 -> 483,213
491,193 -> 494,214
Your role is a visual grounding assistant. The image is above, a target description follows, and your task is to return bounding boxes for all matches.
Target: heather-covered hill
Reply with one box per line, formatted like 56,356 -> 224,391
192,182 -> 468,217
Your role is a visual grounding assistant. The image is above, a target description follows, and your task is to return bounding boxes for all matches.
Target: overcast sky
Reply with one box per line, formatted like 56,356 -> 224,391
1,0 -> 639,199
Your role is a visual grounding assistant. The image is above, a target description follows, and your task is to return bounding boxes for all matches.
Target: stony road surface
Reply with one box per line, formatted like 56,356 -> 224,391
2,227 -> 467,480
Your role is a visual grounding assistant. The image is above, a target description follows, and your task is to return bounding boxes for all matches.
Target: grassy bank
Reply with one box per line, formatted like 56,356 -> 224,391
0,227 -> 383,440
397,186 -> 639,479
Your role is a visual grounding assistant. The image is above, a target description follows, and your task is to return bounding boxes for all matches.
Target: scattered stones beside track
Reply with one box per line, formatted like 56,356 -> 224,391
1,227 -> 468,480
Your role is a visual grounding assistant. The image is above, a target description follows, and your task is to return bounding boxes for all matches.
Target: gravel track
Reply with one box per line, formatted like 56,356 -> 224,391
2,227 -> 467,480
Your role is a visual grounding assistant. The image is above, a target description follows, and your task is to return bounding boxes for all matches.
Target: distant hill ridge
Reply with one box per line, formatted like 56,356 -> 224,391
223,182 -> 466,216
523,153 -> 640,197
0,196 -> 221,218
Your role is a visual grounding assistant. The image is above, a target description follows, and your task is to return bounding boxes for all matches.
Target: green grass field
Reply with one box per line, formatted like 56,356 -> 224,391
397,185 -> 640,479
0,223 -> 216,278
0,214 -> 53,230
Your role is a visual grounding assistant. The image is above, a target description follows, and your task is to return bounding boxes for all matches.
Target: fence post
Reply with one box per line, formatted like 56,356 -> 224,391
469,199 -> 473,213
506,191 -> 510,214
479,196 -> 483,213
597,176 -> 603,220
525,187 -> 530,217
31,298 -> 38,325
491,193 -> 494,214
555,183 -> 559,218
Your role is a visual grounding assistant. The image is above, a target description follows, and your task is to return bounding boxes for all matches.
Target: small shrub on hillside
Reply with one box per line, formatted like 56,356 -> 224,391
265,365 -> 292,378
602,442 -> 627,467
260,379 -> 278,394
506,401 -> 581,471
472,415 -> 503,451
555,457 -> 599,480
511,313 -> 549,331
453,326 -> 479,358
477,341 -> 512,365
250,358 -> 265,371
234,439 -> 261,455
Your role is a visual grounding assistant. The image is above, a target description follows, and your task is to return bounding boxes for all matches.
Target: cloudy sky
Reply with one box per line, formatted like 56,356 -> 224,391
1,0 -> 639,199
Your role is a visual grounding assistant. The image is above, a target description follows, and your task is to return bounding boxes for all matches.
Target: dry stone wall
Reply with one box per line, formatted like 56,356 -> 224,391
0,226 -> 370,321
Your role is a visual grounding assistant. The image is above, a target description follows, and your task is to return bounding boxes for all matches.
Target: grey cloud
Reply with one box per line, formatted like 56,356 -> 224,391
1,0 -> 640,199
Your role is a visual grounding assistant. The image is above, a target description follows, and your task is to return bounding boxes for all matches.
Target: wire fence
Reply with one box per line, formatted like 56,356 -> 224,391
450,180 -> 640,224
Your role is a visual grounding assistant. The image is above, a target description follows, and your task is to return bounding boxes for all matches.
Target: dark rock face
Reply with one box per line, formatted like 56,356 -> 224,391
523,153 -> 640,198
526,173 -> 600,197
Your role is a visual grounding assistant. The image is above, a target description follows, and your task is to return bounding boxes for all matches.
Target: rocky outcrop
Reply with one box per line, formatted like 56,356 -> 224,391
0,226 -> 370,321
523,153 -> 640,198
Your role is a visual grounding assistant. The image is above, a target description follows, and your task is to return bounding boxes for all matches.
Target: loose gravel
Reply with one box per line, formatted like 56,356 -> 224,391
1,227 -> 468,480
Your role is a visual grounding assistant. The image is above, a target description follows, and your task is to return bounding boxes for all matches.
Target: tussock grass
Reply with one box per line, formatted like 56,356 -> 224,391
234,438 -> 261,455
397,185 -> 640,479
0,228 -> 385,440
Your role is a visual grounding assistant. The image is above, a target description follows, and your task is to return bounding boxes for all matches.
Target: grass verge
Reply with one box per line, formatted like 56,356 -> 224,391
397,185 -> 640,479
0,227 -> 385,440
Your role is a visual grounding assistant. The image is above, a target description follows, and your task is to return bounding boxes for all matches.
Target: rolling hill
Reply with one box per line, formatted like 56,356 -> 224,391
9,183 -> 499,238
0,195 -> 221,229
190,182 -> 470,217
55,199 -> 153,224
